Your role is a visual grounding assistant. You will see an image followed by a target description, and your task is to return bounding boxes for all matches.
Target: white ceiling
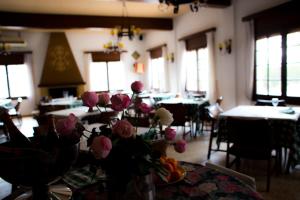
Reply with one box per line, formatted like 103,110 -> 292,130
0,0 -> 189,18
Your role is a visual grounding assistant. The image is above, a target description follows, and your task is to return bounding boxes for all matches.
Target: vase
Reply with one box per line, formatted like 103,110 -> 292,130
107,173 -> 156,200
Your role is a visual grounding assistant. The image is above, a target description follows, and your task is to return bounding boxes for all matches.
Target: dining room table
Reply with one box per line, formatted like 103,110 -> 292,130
46,106 -> 115,121
64,161 -> 263,200
217,105 -> 300,172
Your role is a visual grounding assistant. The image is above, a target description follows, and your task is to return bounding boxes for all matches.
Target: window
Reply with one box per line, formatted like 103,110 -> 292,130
185,48 -> 209,92
246,1 -> 300,103
150,57 -> 164,90
0,53 -> 31,99
89,61 -> 125,92
148,45 -> 165,91
254,31 -> 300,102
89,51 -> 125,92
179,29 -> 214,94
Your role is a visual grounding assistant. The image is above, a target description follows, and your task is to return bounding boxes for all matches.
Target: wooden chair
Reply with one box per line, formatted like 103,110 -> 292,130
8,97 -> 23,125
160,103 -> 192,139
200,96 -> 223,133
201,98 -> 225,159
81,111 -> 119,125
225,117 -> 274,192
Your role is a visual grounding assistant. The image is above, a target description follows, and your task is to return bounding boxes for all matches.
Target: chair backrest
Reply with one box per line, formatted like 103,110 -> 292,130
14,97 -> 23,112
122,115 -> 150,127
160,103 -> 188,126
227,117 -> 273,157
81,111 -> 119,124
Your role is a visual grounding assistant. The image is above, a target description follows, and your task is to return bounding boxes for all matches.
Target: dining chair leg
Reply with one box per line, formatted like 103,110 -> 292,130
226,147 -> 230,168
267,159 -> 271,192
207,132 -> 214,160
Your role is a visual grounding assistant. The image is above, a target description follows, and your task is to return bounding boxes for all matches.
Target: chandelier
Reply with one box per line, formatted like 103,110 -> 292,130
111,25 -> 142,41
158,0 -> 209,14
103,41 -> 124,53
110,0 -> 142,40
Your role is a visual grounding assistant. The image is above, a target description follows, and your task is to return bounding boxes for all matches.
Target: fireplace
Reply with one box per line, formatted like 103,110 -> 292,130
48,87 -> 77,98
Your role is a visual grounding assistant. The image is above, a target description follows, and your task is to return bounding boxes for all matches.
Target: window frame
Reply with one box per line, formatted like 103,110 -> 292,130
253,29 -> 300,104
89,60 -> 124,92
149,56 -> 164,91
185,47 -> 209,93
0,64 -> 28,100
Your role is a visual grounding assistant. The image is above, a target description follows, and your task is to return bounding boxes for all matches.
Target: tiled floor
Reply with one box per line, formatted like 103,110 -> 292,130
1,118 -> 300,200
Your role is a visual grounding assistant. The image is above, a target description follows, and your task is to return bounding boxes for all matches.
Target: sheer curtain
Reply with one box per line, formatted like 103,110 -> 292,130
206,32 -> 218,103
161,46 -> 168,92
178,41 -> 187,96
24,54 -> 35,100
245,20 -> 255,99
145,52 -> 152,91
85,53 -> 92,91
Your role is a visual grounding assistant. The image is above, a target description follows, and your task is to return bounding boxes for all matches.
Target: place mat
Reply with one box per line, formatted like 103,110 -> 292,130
63,165 -> 106,189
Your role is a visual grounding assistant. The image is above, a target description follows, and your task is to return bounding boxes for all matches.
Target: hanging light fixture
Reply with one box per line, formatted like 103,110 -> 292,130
111,0 -> 142,41
103,40 -> 124,53
158,0 -> 209,14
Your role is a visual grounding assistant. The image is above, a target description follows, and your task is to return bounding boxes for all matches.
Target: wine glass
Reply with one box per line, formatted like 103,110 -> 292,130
271,98 -> 279,107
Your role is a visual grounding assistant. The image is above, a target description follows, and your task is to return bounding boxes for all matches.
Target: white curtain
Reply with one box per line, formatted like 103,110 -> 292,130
161,46 -> 168,92
24,54 -> 35,100
145,52 -> 152,91
85,53 -> 93,91
206,32 -> 218,103
178,41 -> 187,96
245,20 -> 255,99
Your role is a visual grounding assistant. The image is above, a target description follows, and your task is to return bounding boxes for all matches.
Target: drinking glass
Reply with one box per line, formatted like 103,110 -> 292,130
271,98 -> 279,107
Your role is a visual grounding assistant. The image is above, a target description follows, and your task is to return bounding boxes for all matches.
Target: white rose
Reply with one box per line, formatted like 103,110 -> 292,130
155,107 -> 174,126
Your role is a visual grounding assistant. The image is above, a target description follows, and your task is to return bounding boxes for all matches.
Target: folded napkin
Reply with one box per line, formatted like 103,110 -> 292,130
280,107 -> 295,114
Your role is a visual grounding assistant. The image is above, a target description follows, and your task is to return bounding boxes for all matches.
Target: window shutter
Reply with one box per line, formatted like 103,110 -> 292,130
185,33 -> 207,51
149,47 -> 162,59
242,1 -> 300,38
179,28 -> 216,51
91,52 -> 121,62
0,53 -> 24,65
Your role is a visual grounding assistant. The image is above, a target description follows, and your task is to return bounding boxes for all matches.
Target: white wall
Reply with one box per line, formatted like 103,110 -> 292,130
17,0 -> 291,115
143,0 -> 290,110
144,6 -> 236,110
20,29 -> 144,115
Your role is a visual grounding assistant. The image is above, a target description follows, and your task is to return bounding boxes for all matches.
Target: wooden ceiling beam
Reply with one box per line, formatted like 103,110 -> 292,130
0,11 -> 173,30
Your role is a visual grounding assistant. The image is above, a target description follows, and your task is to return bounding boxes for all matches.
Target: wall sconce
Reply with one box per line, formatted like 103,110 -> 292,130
166,52 -> 175,63
218,39 -> 232,54
134,62 -> 145,74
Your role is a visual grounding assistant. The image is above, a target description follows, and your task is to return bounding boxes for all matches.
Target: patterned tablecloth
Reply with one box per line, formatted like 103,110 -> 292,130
67,162 -> 262,200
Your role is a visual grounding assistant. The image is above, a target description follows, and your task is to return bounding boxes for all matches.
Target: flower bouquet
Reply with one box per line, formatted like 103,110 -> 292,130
55,81 -> 187,199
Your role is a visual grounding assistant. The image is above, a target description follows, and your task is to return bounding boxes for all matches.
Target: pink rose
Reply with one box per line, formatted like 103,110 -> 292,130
165,127 -> 176,141
174,139 -> 187,153
90,136 -> 112,159
139,103 -> 152,114
55,113 -> 78,135
111,94 -> 131,111
98,92 -> 110,106
112,120 -> 135,138
81,91 -> 99,108
131,81 -> 144,93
